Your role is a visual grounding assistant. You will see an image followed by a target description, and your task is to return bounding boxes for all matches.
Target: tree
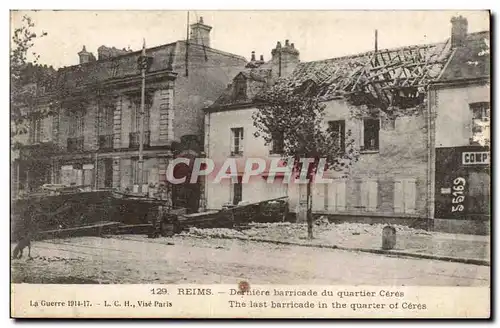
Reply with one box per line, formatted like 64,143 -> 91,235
253,80 -> 358,239
10,14 -> 49,142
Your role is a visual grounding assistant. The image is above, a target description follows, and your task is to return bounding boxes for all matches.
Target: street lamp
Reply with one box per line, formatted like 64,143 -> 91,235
137,38 -> 153,194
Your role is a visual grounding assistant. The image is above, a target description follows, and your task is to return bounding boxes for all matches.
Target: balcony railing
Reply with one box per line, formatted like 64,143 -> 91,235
67,137 -> 84,152
129,131 -> 150,148
98,134 -> 114,150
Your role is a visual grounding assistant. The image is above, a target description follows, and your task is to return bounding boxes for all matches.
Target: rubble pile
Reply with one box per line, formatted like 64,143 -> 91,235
181,227 -> 249,239
181,221 -> 430,243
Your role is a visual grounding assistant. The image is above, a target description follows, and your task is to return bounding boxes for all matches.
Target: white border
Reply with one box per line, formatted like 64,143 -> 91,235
3,2 -> 497,327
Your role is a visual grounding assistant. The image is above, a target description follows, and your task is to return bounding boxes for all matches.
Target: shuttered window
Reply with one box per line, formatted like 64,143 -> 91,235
132,159 -> 149,185
360,180 -> 378,211
327,180 -> 346,211
394,179 -> 416,214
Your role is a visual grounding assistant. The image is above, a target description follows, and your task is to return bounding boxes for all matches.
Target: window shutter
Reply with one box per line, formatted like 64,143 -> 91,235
328,183 -> 337,211
336,181 -> 346,211
324,184 -> 329,211
312,184 -> 324,211
368,180 -> 378,211
394,180 -> 403,213
360,181 -> 368,210
404,179 -> 416,214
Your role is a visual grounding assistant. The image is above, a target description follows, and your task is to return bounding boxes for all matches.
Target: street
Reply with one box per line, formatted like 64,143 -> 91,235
11,235 -> 489,286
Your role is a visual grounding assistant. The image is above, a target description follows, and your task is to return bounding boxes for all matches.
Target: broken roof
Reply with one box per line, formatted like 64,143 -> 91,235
209,30 -> 490,111
276,40 -> 452,110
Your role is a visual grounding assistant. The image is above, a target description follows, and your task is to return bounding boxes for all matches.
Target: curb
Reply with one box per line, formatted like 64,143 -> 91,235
187,235 -> 490,267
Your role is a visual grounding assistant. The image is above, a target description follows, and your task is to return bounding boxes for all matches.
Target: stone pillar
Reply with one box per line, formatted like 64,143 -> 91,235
113,96 -> 123,149
157,87 -> 174,145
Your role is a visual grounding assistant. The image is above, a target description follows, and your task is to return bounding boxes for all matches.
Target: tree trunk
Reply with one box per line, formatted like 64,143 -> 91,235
306,179 -> 313,239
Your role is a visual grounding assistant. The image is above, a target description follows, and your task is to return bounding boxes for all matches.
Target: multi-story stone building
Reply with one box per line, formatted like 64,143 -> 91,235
12,17 -> 247,212
203,16 -> 490,233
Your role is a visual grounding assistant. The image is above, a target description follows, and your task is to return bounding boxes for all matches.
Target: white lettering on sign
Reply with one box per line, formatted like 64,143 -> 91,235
451,177 -> 466,213
462,152 -> 490,165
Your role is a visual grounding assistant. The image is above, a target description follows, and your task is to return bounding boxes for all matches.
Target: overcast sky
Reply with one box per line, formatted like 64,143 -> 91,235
10,10 -> 490,68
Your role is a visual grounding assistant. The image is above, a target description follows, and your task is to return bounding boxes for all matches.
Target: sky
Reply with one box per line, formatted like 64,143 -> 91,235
10,10 -> 490,69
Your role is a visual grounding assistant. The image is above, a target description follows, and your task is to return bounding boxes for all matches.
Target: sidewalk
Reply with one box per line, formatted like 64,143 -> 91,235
183,222 -> 490,266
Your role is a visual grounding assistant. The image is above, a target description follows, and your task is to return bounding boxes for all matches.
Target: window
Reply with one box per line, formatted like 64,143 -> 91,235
362,118 -> 379,151
82,164 -> 95,189
69,111 -> 84,138
327,180 -> 346,211
231,128 -> 244,156
328,120 -> 346,152
470,102 -> 490,147
360,180 -> 378,211
232,180 -> 243,205
234,79 -> 247,100
133,102 -> 150,133
99,104 -> 114,135
270,131 -> 284,154
394,179 -> 416,214
30,117 -> 42,144
132,159 -> 149,185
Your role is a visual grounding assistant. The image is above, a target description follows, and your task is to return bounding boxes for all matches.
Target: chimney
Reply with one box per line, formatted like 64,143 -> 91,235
271,40 -> 300,78
78,45 -> 92,64
97,45 -> 133,60
451,15 -> 468,48
190,16 -> 212,48
251,51 -> 256,61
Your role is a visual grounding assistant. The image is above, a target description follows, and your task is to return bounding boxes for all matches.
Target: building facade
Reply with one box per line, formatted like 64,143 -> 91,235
203,16 -> 490,232
429,25 -> 490,234
12,17 -> 247,213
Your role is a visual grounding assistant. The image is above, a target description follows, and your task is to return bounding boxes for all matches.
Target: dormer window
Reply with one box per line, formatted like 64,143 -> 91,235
234,78 -> 247,100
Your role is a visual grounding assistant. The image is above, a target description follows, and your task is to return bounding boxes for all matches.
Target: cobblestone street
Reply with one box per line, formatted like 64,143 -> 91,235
11,235 -> 490,286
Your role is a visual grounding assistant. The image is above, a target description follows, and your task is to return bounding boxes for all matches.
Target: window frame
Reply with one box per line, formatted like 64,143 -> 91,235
362,118 -> 380,152
270,131 -> 285,155
230,127 -> 244,156
328,120 -> 346,153
470,102 -> 490,147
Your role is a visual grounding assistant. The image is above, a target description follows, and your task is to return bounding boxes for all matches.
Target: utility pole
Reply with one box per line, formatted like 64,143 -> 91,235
138,38 -> 147,194
185,11 -> 190,77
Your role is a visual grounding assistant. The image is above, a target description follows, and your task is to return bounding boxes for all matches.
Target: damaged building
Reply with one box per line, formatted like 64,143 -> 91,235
203,16 -> 490,234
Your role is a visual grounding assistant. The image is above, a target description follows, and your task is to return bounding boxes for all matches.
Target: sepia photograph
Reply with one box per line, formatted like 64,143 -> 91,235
9,9 -> 491,318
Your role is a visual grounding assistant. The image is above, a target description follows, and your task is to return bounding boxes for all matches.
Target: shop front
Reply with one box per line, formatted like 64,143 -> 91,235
434,146 -> 490,234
